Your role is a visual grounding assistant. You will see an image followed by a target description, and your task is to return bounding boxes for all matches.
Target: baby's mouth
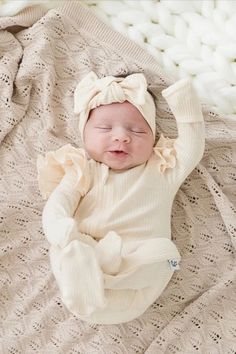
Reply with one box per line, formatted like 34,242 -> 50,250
108,150 -> 128,157
113,150 -> 126,154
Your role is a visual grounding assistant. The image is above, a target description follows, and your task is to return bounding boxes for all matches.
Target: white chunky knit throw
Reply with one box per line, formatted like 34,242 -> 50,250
0,1 -> 236,353
1,0 -> 235,115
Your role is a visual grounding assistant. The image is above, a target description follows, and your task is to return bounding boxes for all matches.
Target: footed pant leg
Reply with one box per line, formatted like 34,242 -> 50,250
103,236 -> 181,290
49,240 -> 106,316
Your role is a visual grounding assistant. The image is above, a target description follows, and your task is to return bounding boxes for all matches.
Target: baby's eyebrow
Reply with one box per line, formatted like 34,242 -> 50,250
94,116 -> 111,123
128,123 -> 147,129
94,120 -> 111,125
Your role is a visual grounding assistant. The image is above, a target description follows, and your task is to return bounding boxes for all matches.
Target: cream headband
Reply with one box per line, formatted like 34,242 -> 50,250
74,71 -> 156,141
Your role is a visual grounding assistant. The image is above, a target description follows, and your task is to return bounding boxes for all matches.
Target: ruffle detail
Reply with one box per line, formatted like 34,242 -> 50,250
153,134 -> 176,173
37,144 -> 90,200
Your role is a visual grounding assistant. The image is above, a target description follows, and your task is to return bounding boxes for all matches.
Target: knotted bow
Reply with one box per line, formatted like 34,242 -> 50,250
73,71 -> 156,141
74,71 -> 147,114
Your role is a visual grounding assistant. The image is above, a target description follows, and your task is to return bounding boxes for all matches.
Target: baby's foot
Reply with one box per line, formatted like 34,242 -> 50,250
95,231 -> 122,275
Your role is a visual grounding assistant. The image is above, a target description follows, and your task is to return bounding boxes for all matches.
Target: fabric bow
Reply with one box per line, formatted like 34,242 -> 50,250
74,71 -> 147,114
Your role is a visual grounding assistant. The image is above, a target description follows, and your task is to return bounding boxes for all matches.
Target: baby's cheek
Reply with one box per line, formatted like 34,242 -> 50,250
97,134 -> 109,146
139,141 -> 153,159
90,134 -> 107,155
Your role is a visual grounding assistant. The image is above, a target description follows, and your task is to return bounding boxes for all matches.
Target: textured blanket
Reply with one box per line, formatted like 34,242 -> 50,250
0,2 -> 236,353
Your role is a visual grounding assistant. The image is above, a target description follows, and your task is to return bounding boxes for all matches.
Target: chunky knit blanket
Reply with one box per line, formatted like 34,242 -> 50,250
0,2 -> 236,353
86,0 -> 236,116
1,0 -> 236,116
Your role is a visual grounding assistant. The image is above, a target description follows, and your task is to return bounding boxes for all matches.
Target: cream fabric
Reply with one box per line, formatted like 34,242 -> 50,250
37,144 -> 90,200
74,71 -> 156,141
1,1 -> 235,351
37,77 -> 205,324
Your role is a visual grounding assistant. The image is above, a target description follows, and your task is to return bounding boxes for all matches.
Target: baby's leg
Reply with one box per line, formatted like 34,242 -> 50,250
103,236 -> 181,290
121,237 -> 180,267
50,240 -> 106,316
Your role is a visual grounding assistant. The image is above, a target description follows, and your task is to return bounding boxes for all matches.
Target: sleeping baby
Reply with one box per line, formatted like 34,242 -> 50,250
37,71 -> 205,324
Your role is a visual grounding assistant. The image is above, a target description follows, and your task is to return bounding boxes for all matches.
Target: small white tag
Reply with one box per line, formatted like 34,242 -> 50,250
168,259 -> 180,271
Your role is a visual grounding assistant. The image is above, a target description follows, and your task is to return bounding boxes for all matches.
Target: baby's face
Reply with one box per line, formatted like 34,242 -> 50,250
83,101 -> 155,171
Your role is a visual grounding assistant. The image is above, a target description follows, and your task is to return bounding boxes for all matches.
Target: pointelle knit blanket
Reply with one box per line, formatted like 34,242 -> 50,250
0,2 -> 236,353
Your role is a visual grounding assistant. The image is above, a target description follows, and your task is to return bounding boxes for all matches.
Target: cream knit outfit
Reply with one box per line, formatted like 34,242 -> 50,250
37,78 -> 205,324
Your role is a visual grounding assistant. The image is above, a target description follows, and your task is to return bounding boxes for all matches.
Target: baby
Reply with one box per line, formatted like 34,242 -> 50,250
37,71 -> 205,324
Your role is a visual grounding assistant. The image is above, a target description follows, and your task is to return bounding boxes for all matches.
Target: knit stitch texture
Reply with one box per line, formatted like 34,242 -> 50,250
0,1 -> 236,353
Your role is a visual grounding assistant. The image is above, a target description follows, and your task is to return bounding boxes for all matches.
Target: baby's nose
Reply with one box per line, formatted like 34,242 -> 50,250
112,131 -> 131,143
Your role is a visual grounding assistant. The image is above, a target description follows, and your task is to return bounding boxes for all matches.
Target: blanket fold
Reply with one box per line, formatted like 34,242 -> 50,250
0,1 -> 235,353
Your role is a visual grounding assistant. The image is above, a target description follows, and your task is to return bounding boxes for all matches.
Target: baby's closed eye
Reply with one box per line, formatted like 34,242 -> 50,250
95,126 -> 111,130
130,128 -> 146,134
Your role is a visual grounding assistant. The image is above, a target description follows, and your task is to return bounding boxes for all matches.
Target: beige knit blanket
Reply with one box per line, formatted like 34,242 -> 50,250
0,2 -> 235,353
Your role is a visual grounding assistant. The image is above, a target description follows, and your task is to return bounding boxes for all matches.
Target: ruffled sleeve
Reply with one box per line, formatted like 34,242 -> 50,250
153,134 -> 176,173
37,144 -> 90,200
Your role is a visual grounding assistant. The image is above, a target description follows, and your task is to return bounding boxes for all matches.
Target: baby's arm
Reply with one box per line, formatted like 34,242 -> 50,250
42,167 -> 82,248
162,78 -> 205,190
43,168 -> 106,314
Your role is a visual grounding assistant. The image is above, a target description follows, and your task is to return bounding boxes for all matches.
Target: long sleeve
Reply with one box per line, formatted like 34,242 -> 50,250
37,144 -> 91,248
42,168 -> 82,248
46,168 -> 106,315
40,159 -> 106,316
161,78 -> 205,191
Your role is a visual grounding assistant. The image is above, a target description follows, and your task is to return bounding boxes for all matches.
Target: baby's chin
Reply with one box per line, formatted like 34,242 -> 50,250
100,158 -> 141,171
